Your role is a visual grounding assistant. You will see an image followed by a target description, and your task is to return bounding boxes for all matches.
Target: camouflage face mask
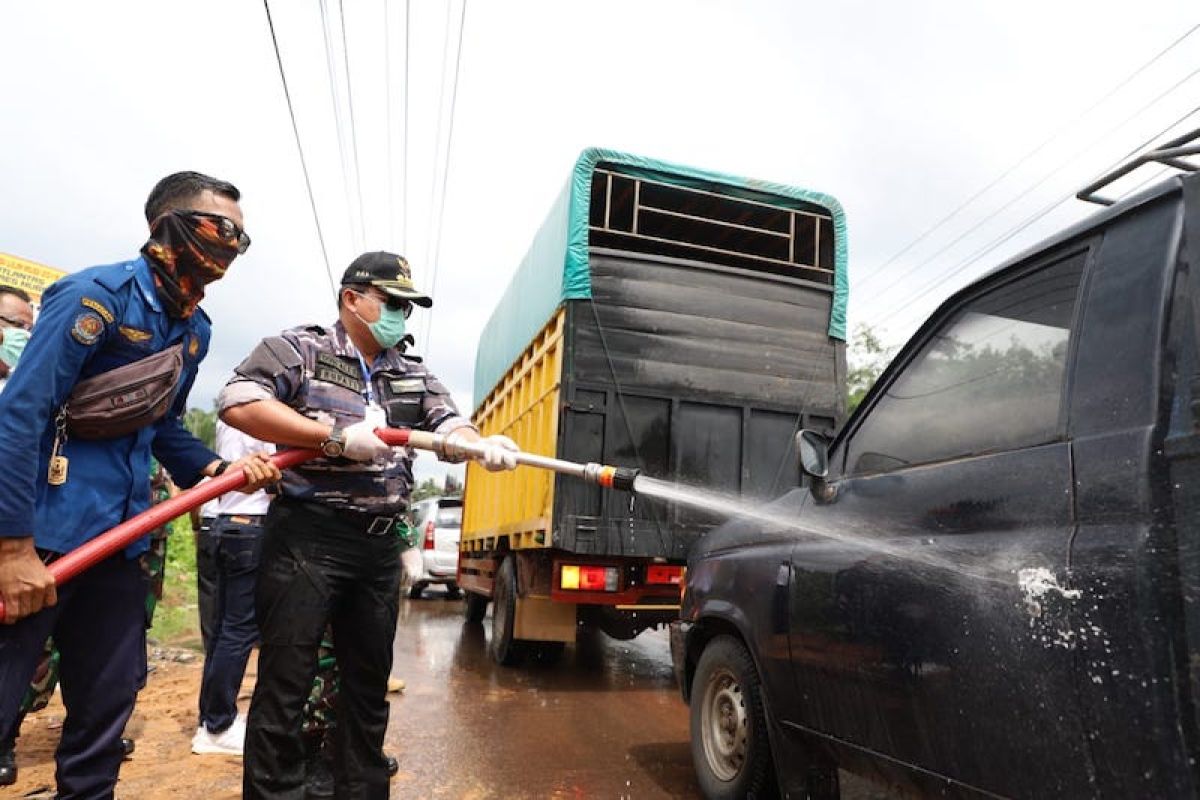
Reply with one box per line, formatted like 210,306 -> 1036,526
142,210 -> 245,319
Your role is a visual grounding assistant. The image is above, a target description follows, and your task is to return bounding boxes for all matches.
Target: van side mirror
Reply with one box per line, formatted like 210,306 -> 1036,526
796,429 -> 830,479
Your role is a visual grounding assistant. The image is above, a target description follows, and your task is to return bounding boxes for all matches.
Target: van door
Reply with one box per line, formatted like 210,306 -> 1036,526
785,248 -> 1096,797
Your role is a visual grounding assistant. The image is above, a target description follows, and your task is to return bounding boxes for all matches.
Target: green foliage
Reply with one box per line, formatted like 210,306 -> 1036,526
410,477 -> 442,503
847,323 -> 896,413
148,519 -> 202,648
183,406 -> 217,449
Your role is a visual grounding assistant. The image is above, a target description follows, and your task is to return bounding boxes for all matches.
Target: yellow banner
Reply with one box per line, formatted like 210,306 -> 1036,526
0,252 -> 66,302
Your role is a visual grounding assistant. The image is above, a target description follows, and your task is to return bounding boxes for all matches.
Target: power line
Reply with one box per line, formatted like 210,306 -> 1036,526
262,0 -> 336,297
318,0 -> 362,253
338,0 -> 367,248
383,0 -> 394,250
402,0 -> 411,253
852,24 -> 1200,295
876,105 -> 1200,335
421,0 -> 468,350
867,67 -> 1200,320
422,0 -> 455,280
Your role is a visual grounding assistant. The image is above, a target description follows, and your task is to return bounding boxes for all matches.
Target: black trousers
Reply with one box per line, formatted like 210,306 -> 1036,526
0,553 -> 145,800
243,500 -> 401,800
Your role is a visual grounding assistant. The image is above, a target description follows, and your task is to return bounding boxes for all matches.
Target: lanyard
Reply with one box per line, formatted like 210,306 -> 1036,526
356,353 -> 376,405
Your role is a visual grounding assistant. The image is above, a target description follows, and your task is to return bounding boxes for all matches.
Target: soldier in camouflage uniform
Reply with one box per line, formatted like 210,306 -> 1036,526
141,459 -> 176,628
218,251 -> 518,799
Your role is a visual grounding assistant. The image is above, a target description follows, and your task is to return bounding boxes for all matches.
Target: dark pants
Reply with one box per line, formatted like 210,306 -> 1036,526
0,553 -> 146,800
197,515 -> 263,733
195,516 -> 219,654
244,500 -> 401,800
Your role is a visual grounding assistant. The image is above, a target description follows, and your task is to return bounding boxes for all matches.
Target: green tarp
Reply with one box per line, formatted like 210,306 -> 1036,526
473,147 -> 848,410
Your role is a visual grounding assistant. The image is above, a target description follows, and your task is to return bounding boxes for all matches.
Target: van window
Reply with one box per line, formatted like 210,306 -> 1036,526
846,251 -> 1086,475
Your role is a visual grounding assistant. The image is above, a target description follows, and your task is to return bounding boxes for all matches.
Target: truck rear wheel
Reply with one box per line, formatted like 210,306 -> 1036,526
489,555 -> 524,665
463,590 -> 489,623
690,635 -> 778,800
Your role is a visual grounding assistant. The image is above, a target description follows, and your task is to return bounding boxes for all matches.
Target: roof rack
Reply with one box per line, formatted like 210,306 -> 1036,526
1077,127 -> 1200,206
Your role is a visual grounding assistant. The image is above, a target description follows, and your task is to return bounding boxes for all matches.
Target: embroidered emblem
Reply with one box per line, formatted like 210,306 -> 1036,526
188,336 -> 200,357
70,312 -> 105,345
81,297 -> 114,323
118,325 -> 153,344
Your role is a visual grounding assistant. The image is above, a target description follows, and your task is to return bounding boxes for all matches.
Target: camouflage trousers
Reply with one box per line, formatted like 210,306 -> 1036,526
301,628 -> 339,747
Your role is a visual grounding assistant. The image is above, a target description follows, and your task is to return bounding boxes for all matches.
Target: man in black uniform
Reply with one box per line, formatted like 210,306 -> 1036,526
219,251 -> 518,799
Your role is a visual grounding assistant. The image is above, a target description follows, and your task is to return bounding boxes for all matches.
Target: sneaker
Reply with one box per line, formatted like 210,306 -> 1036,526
191,714 -> 246,756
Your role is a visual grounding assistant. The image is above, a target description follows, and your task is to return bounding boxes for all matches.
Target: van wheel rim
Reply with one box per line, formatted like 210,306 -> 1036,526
700,667 -> 747,782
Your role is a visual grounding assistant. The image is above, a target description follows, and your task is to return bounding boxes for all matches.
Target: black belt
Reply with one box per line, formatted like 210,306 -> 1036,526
282,498 -> 404,537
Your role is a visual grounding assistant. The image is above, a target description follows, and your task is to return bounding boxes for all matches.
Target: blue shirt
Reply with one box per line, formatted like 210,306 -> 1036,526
0,256 -> 216,556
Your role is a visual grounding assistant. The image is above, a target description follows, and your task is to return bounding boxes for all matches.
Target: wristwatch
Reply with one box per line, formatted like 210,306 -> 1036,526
320,427 -> 347,458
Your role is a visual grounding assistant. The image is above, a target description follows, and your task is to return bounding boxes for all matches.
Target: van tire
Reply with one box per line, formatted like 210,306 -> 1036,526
464,590 -> 489,623
690,635 -> 778,800
489,556 -> 524,665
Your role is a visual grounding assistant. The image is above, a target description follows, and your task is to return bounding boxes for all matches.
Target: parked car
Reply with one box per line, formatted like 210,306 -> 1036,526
672,150 -> 1200,797
407,496 -> 463,599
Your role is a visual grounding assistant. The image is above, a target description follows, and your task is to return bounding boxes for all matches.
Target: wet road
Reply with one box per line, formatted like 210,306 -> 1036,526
382,592 -> 701,799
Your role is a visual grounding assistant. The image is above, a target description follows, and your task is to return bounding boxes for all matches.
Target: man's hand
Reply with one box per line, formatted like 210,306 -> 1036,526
343,420 -> 391,462
443,430 -> 521,471
230,452 -> 283,494
0,537 -> 56,624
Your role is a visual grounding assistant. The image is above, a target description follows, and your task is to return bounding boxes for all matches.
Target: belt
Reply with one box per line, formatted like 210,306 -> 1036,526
283,499 -> 403,537
222,514 -> 266,525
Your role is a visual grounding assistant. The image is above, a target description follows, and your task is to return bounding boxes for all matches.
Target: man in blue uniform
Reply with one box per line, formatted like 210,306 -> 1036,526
0,171 -> 280,799
220,251 -> 519,799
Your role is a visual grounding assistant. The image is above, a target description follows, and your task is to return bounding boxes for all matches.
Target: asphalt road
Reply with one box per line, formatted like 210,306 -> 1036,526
384,590 -> 700,798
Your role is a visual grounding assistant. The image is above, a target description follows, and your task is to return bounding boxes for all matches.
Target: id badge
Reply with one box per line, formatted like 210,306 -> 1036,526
364,402 -> 387,430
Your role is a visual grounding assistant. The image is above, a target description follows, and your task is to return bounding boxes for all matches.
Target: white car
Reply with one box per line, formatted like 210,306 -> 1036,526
407,496 -> 463,598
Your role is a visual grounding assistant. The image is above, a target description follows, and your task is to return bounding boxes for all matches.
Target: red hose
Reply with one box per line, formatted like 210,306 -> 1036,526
0,427 -> 414,621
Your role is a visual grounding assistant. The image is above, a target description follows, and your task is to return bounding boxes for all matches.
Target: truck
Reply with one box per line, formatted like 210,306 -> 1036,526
459,148 -> 849,664
670,131 -> 1200,798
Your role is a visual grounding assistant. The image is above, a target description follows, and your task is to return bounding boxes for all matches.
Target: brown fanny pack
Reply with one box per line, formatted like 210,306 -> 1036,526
64,343 -> 184,439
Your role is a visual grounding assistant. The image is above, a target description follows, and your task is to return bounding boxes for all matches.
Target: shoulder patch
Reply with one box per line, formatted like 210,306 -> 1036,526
81,297 -> 115,324
188,336 -> 201,357
118,325 -> 153,344
70,311 -> 106,345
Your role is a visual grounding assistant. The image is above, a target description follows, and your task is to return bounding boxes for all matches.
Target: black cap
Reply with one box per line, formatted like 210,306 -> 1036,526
340,251 -> 432,307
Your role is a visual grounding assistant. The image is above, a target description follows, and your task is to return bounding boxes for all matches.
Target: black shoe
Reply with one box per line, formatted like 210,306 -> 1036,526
385,753 -> 399,778
0,744 -> 16,786
120,737 -> 136,758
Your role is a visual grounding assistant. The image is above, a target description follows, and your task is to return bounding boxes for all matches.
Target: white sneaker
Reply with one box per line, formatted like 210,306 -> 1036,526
191,714 -> 246,756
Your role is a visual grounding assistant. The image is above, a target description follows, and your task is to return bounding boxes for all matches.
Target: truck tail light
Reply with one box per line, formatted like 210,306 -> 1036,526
560,565 -> 619,592
646,565 -> 684,585
423,520 -> 436,550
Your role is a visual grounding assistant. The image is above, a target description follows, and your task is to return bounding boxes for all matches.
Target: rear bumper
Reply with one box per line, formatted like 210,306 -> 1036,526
669,620 -> 692,702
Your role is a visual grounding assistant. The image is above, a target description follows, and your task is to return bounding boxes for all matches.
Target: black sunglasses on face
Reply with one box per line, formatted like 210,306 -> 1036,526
353,289 -> 414,318
181,210 -> 252,254
0,314 -> 32,331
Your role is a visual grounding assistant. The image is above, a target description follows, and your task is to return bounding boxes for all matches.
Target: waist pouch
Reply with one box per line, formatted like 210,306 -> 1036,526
65,343 -> 184,439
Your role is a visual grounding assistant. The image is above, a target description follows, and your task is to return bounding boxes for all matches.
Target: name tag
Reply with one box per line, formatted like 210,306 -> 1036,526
388,378 -> 425,394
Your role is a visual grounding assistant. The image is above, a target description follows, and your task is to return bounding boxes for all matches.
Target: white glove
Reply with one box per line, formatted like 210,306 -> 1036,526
342,420 -> 391,462
477,434 -> 520,472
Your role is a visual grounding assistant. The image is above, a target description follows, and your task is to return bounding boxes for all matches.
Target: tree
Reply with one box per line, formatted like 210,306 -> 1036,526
847,324 -> 896,413
443,473 -> 462,496
183,406 -> 217,449
410,477 -> 442,503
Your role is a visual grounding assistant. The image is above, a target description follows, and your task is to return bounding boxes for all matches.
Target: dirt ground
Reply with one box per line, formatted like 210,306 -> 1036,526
10,647 -> 260,799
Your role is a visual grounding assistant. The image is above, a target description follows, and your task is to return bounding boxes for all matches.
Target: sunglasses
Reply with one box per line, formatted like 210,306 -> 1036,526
353,289 -> 414,318
0,314 -> 32,331
181,210 -> 252,254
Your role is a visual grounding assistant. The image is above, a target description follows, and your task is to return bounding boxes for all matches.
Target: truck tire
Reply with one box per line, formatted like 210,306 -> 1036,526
463,590 -> 488,623
408,582 -> 426,600
489,555 -> 524,665
690,635 -> 778,800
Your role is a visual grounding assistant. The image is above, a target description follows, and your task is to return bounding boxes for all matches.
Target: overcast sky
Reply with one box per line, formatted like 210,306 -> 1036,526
1,1 -> 1197,481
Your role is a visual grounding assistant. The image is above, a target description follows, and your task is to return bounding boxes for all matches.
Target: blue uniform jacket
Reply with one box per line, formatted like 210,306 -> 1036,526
0,256 -> 216,556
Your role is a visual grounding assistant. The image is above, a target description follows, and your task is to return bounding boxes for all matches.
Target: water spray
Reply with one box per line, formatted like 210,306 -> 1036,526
0,427 -> 639,619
